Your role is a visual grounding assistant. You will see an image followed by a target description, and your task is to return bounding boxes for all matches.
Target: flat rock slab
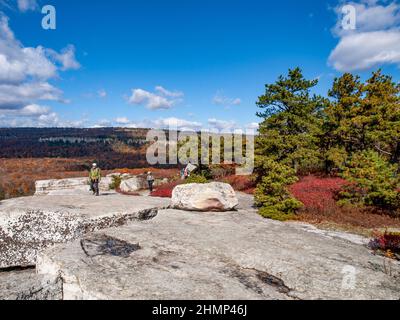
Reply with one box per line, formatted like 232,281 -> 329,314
37,208 -> 400,300
0,269 -> 62,300
0,193 -> 169,268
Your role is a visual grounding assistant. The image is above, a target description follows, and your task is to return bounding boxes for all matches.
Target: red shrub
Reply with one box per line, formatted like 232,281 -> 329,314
150,181 -> 182,198
220,175 -> 256,194
289,175 -> 348,214
369,231 -> 400,259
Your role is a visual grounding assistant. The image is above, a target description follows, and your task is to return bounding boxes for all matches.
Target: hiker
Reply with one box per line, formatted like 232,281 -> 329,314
147,171 -> 155,193
89,163 -> 101,196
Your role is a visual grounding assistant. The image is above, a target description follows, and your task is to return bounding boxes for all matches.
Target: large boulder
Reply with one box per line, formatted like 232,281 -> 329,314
171,182 -> 239,212
119,176 -> 147,193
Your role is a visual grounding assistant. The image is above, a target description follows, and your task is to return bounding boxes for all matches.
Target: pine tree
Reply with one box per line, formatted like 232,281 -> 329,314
256,67 -> 326,173
255,68 -> 325,220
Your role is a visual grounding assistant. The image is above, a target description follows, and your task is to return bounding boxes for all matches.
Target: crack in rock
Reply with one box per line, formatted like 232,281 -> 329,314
80,234 -> 141,258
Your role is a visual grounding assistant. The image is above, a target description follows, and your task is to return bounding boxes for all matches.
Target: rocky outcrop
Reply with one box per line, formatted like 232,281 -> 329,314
35,177 -> 113,195
0,269 -> 62,300
171,182 -> 239,211
35,178 -> 89,195
35,175 -> 169,196
0,194 -> 170,268
119,177 -> 147,193
36,205 -> 400,300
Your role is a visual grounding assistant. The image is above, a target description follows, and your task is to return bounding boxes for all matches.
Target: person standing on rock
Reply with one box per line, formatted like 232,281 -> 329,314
89,163 -> 101,196
146,171 -> 155,193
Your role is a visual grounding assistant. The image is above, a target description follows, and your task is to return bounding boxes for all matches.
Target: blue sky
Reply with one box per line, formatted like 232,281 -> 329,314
0,0 -> 399,130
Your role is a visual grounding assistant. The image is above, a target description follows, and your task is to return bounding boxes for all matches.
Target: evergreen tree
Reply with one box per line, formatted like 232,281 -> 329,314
362,71 -> 400,164
255,68 -> 324,220
322,73 -> 363,171
339,150 -> 400,213
256,67 -> 326,173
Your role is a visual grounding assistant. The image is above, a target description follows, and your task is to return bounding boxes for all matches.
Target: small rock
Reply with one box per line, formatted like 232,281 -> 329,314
171,182 -> 239,212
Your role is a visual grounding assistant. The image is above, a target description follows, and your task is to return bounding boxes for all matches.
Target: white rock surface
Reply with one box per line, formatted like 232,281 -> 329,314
36,205 -> 400,300
35,178 -> 89,195
0,194 -> 169,268
0,269 -> 62,300
171,182 -> 239,211
99,177 -> 113,191
35,177 -> 113,196
120,176 -> 147,193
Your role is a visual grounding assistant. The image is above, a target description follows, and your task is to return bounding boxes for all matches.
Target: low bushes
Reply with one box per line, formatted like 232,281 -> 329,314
289,175 -> 347,214
183,174 -> 208,184
369,231 -> 400,260
254,157 -> 303,221
221,175 -> 256,194
150,181 -> 182,198
109,175 -> 122,190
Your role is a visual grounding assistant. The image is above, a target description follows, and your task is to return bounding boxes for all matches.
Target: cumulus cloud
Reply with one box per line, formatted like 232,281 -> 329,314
46,45 -> 81,71
0,82 -> 63,109
17,0 -> 38,12
0,103 -> 60,127
155,86 -> 184,98
329,1 -> 400,71
208,118 -> 238,131
128,86 -> 184,110
0,14 -> 80,126
213,91 -> 241,107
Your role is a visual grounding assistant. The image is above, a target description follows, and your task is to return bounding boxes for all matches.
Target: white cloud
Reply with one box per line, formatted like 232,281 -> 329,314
19,104 -> 50,116
115,117 -> 130,125
17,0 -> 38,12
128,86 -> 184,110
329,1 -> 400,71
155,86 -> 184,98
213,91 -> 241,107
93,119 -> 112,128
112,117 -> 202,131
0,82 -> 63,109
208,118 -> 237,131
329,30 -> 400,71
246,122 -> 259,130
0,103 -> 62,127
0,14 -> 80,126
153,117 -> 202,130
98,89 -> 107,98
46,45 -> 81,71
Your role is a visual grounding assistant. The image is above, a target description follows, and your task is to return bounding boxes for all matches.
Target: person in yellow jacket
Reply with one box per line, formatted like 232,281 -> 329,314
89,163 -> 101,196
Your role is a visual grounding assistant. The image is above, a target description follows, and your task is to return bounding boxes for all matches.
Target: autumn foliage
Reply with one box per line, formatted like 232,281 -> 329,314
289,176 -> 348,214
